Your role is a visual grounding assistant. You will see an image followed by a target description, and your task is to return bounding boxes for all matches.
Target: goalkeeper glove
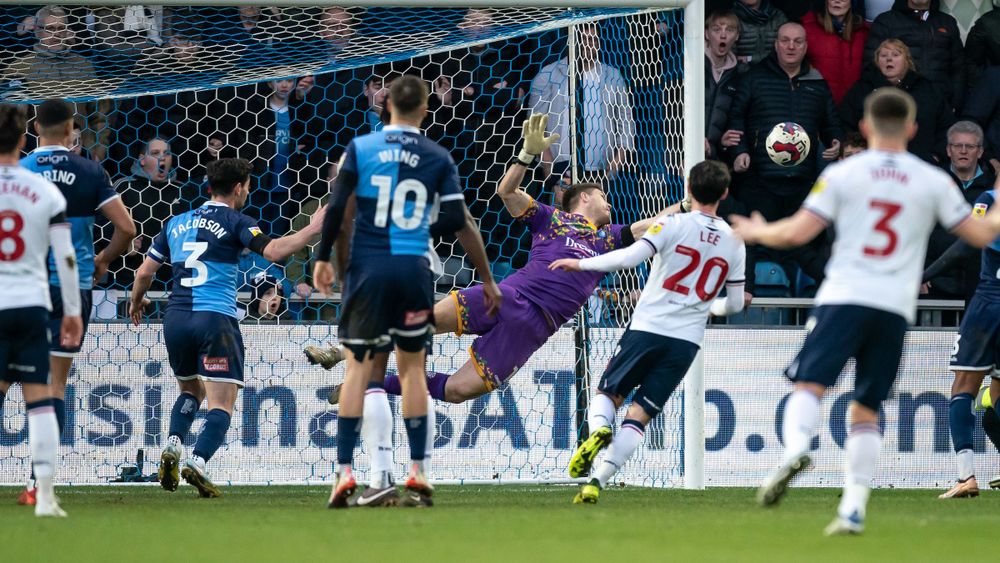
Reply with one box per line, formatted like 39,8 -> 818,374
516,113 -> 560,166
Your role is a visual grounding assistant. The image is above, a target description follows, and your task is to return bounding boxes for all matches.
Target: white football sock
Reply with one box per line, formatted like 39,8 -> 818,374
425,394 -> 435,478
28,405 -> 59,505
956,448 -> 975,481
782,390 -> 820,464
363,388 -> 393,488
837,423 -> 881,521
593,420 -> 644,488
588,393 -> 617,433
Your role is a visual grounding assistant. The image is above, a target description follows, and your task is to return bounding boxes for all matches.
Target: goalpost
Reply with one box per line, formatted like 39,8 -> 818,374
0,1 -> 706,488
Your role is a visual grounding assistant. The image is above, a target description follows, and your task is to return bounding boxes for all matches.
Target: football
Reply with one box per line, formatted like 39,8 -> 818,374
765,122 -> 811,166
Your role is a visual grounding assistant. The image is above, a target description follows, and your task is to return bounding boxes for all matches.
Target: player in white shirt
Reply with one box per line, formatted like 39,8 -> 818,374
0,104 -> 83,517
550,160 -> 746,504
731,88 -> 1000,536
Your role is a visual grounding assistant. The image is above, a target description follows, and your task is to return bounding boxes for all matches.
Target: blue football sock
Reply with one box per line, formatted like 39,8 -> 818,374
404,415 -> 428,462
949,393 -> 975,452
192,409 -> 231,462
168,393 -> 201,441
52,397 -> 65,437
337,416 -> 362,466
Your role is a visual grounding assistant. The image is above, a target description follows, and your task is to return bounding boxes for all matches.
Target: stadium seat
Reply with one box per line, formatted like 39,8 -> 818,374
752,261 -> 791,298
795,269 -> 818,298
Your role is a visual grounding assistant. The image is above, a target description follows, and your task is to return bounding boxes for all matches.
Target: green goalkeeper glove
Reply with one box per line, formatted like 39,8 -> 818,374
516,113 -> 560,166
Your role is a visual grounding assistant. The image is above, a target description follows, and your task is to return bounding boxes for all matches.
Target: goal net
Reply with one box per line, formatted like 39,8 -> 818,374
0,4 -> 691,486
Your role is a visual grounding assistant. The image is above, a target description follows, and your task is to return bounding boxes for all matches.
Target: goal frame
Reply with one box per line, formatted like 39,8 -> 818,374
17,0 -> 707,489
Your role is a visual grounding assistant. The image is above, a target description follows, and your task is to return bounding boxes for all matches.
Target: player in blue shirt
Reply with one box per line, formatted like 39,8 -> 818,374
129,158 -> 323,497
0,99 -> 136,507
924,190 -> 1000,496
312,75 -> 497,508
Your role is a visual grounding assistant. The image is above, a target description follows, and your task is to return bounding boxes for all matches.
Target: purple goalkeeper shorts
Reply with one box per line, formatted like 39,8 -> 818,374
452,285 -> 556,391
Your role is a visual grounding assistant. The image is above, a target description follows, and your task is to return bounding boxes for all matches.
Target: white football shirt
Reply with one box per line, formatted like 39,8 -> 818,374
803,149 -> 971,323
0,164 -> 67,312
631,211 -> 746,344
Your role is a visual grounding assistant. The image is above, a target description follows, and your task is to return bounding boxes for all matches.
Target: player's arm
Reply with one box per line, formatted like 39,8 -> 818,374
333,193 -> 356,283
550,238 -> 656,273
923,239 -> 977,283
728,209 -> 827,250
452,207 -> 501,316
129,227 -> 168,326
128,256 -> 161,326
628,202 -> 683,240
952,206 -> 1000,248
94,196 -> 137,284
49,211 -> 83,348
260,205 -> 326,263
709,244 -> 747,317
313,168 -> 358,294
497,113 -> 560,218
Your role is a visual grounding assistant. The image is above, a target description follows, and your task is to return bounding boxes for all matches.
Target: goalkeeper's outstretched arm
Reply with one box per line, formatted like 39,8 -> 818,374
497,114 -> 559,218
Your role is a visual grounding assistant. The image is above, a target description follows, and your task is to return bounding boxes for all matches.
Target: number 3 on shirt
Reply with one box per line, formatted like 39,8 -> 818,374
863,200 -> 902,257
662,245 -> 730,301
180,241 -> 208,287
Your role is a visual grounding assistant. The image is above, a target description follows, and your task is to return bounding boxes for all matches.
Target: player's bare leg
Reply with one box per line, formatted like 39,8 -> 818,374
824,401 -> 881,536
574,400 -> 652,505
161,378 -> 205,492
328,349 -> 370,508
21,382 -> 65,518
309,296 -> 459,371
569,391 -> 624,478
180,381 -> 236,498
940,370 -> 986,499
396,346 -> 434,507
758,382 -> 824,507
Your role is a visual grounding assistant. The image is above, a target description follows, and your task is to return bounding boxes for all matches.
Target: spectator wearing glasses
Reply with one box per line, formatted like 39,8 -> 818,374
3,6 -> 109,160
922,121 -> 996,300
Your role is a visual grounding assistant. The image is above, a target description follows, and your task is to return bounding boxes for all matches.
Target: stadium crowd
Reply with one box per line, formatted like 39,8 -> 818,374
0,1 -> 998,324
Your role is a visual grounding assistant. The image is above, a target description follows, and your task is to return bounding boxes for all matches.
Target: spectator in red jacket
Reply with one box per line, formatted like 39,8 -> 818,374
802,0 -> 870,104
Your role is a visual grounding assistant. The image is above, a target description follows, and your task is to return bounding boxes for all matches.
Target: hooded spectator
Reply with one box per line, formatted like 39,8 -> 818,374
732,0 -> 789,64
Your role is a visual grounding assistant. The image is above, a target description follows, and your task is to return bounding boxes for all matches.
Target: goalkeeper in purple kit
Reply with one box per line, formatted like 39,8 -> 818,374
308,114 -> 665,404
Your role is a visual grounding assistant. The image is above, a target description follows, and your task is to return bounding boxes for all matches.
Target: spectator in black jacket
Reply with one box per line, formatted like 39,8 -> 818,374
864,0 -> 964,112
732,0 -> 789,65
840,39 -> 954,164
923,121 -> 995,300
728,22 -> 841,289
102,136 -> 202,290
964,2 -> 1000,91
963,65 -> 1000,174
705,10 -> 747,161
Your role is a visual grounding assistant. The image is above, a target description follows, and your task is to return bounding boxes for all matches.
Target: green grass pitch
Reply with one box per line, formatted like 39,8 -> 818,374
1,485 -> 996,562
